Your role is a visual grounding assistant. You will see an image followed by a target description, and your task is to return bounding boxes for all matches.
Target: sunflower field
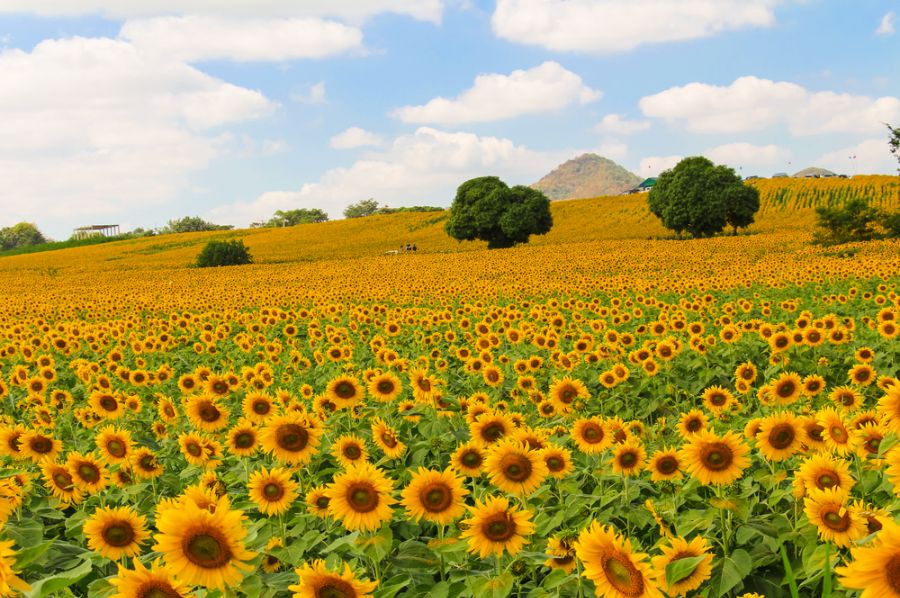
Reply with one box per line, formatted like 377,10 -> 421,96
0,196 -> 898,597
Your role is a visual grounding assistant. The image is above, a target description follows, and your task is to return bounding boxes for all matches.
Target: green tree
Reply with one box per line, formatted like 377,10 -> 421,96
445,176 -> 553,249
889,122 -> 900,172
648,157 -> 760,237
343,199 -> 380,219
266,209 -> 329,227
161,216 -> 232,234
813,198 -> 884,245
0,222 -> 47,250
196,239 -> 253,267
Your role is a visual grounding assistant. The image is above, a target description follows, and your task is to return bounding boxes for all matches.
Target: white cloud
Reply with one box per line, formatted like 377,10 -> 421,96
0,37 -> 273,225
491,0 -> 778,53
877,11 -> 896,36
392,61 -> 601,125
640,75 -> 900,135
330,127 -> 384,149
638,155 -> 683,177
817,138 -> 898,175
120,16 -> 363,62
703,142 -> 790,167
293,81 -> 327,104
596,139 -> 629,161
209,127 -> 565,225
0,1 -> 445,23
595,113 -> 650,135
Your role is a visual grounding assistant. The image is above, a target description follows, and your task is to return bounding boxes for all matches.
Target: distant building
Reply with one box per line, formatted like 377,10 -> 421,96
72,224 -> 120,240
793,167 -> 837,179
772,172 -> 789,178
627,178 -> 657,194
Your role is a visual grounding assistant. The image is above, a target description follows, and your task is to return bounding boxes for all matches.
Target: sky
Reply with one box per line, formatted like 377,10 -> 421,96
0,1 -> 898,240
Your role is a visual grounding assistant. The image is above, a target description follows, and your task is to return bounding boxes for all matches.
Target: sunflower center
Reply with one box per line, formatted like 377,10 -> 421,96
700,443 -> 733,471
253,400 -> 270,415
139,455 -> 157,471
377,381 -> 395,394
483,514 -> 516,542
343,444 -> 362,460
806,424 -> 824,442
164,406 -> 176,418
380,432 -> 398,448
582,424 -> 603,443
619,451 -> 638,468
78,462 -> 101,482
234,432 -> 254,448
347,483 -> 379,513
776,382 -> 796,399
263,482 -> 284,501
823,509 -> 851,531
186,442 -> 203,457
184,531 -> 231,568
501,454 -> 533,481
107,439 -> 126,458
559,388 -> 576,403
462,451 -> 482,468
710,393 -> 727,406
420,483 -> 452,512
656,456 -> 678,474
198,404 -> 221,422
602,555 -> 644,595
276,424 -> 309,452
769,424 -> 795,450
142,584 -> 182,598
31,437 -> 53,453
102,523 -> 135,547
817,473 -> 836,489
546,456 -> 564,472
315,496 -> 330,509
100,396 -> 118,411
53,471 -> 74,490
335,381 -> 356,400
840,394 -> 855,406
418,379 -> 432,392
481,423 -> 504,442
685,419 -> 702,433
317,580 -> 356,598
830,426 -> 848,442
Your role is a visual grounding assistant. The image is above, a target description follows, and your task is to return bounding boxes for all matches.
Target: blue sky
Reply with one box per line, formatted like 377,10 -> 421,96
0,0 -> 898,240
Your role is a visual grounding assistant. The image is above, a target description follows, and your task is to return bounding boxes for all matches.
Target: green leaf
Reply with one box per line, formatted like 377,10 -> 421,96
665,554 -> 708,585
14,540 -> 53,569
23,558 -> 93,598
323,531 -> 360,553
470,572 -> 514,598
716,549 -> 752,596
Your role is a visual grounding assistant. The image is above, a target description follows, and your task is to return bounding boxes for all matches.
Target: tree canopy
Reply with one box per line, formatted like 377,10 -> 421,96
161,216 -> 232,234
266,209 -> 329,227
648,157 -> 760,237
445,176 -> 553,249
343,199 -> 380,219
889,123 -> 899,172
0,222 -> 47,251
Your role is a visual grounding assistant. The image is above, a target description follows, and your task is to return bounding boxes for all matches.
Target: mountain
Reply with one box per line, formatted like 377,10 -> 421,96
793,167 -> 838,178
531,153 -> 642,200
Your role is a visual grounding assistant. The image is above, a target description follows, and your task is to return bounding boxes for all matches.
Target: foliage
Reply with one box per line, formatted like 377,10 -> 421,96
343,199 -> 381,219
264,209 -> 329,228
0,222 -> 47,250
445,176 -> 553,249
374,206 -> 444,215
195,239 -> 253,267
889,122 -> 900,172
648,157 -> 760,237
813,198 -> 900,245
161,216 -> 233,235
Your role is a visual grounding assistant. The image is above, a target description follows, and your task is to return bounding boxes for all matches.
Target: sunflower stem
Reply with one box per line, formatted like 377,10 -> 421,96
780,543 -> 800,598
822,541 -> 832,598
438,524 -> 447,582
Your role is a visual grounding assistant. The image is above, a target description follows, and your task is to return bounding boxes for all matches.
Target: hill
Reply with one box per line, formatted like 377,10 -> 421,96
793,166 -> 838,178
531,153 -> 641,200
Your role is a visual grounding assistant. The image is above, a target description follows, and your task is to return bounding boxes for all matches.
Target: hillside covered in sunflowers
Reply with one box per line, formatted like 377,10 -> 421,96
0,175 -> 898,598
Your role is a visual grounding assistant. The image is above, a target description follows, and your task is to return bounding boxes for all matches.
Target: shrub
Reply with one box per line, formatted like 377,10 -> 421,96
196,239 -> 253,267
812,198 -> 884,246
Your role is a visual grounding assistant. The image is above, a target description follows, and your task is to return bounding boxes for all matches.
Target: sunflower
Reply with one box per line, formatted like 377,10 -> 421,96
734,361 -> 757,384
701,386 -> 734,415
0,540 -> 29,596
20,430 -> 61,463
484,439 -> 549,496
260,413 -> 321,465
368,372 -> 402,402
611,441 -> 646,477
242,392 -> 276,423
227,420 -> 259,457
804,487 -> 867,547
574,521 -> 662,598
109,557 -> 191,597
770,372 -> 803,404
179,432 -> 210,467
262,537 -> 284,573
450,441 -> 485,476
131,447 -> 164,479
371,417 -> 405,459
84,506 -> 149,561
153,496 -> 255,590
680,430 -> 750,486
878,386 -> 900,434
157,396 -> 179,423
332,434 -> 369,469
802,374 -> 826,397
67,451 -> 108,494
40,460 -> 83,504
408,369 -> 439,402
651,536 -> 713,596
469,412 -> 515,447
836,518 -> 900,595
817,407 -> 856,456
831,386 -> 864,412
89,391 -> 124,420
548,376 -> 590,413
648,447 -> 682,482
854,422 -> 886,459
0,424 -> 27,460
289,560 -> 377,598
571,417 -> 611,454
756,411 -> 802,462
541,445 -> 574,478
849,363 -> 877,387
185,395 -> 231,432
797,454 -> 854,496
306,485 -> 332,519
248,466 -> 299,516
798,416 -> 827,451
545,535 -> 578,572
401,467 -> 468,525
676,410 -> 708,439
95,426 -> 133,465
325,462 -> 396,532
326,375 -> 364,408
460,495 -> 534,558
